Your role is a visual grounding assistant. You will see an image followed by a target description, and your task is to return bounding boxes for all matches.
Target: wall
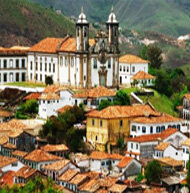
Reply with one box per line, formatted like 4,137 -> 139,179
1,160 -> 24,172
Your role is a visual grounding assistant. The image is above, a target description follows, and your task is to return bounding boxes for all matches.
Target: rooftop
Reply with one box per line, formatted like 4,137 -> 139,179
132,71 -> 156,80
0,135 -> 8,145
24,149 -> 61,162
41,144 -> 69,152
69,173 -> 88,185
99,177 -> 117,188
23,93 -> 41,100
38,93 -> 60,100
0,171 -> 16,187
119,54 -> 148,64
57,105 -> 72,114
12,150 -> 28,158
8,129 -> 23,138
73,86 -> 116,99
108,184 -> 127,193
79,179 -> 100,192
0,110 -> 14,118
87,105 -> 159,119
182,138 -> 190,147
157,157 -> 183,167
0,155 -> 18,168
0,46 -> 29,56
42,159 -> 70,171
131,114 -> 182,124
90,151 -> 124,160
3,142 -> 17,149
43,85 -> 67,93
116,156 -> 134,168
58,169 -> 78,182
184,93 -> 190,100
155,142 -> 170,151
128,128 -> 178,143
15,166 -> 37,179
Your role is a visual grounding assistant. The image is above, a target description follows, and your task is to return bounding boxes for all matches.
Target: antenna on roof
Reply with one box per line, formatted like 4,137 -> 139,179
111,5 -> 114,13
81,6 -> 84,13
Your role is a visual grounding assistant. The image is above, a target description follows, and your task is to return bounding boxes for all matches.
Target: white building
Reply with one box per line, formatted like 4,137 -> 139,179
130,114 -> 186,138
0,46 -> 29,83
27,8 -> 120,89
181,138 -> 190,168
38,85 -> 73,119
126,128 -> 187,160
118,54 -> 148,85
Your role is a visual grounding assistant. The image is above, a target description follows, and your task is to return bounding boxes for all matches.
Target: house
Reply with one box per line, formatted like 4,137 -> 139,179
42,159 -> 76,181
130,113 -> 186,137
57,169 -> 79,188
14,165 -> 44,184
72,86 -> 116,109
161,176 -> 181,193
89,151 -> 124,173
79,178 -> 100,193
40,144 -> 69,157
0,155 -> 24,172
108,184 -> 127,193
0,110 -> 14,123
38,85 -> 73,119
27,8 -> 120,89
86,104 -> 160,151
0,171 -> 15,188
157,157 -> 183,173
131,71 -> 156,87
154,142 -> 183,161
23,92 -> 41,101
181,138 -> 190,168
12,150 -> 28,162
0,134 -> 8,152
1,142 -> 17,157
113,157 -> 142,181
126,128 -> 187,160
119,54 -> 148,86
0,46 -> 29,83
24,149 -> 61,170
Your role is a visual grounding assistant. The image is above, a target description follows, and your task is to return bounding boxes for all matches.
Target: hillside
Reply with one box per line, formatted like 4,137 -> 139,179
31,0 -> 190,37
0,0 -> 75,47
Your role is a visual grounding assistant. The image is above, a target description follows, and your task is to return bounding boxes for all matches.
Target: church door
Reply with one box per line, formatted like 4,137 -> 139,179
100,75 -> 105,86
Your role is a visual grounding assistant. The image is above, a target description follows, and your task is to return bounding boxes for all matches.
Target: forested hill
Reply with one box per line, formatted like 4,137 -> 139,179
31,0 -> 190,37
0,0 -> 75,47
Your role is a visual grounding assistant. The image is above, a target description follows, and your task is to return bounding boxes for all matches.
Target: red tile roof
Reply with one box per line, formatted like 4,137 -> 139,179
24,149 -> 61,162
87,105 -> 159,119
79,179 -> 100,192
90,151 -> 124,160
0,46 -> 29,56
0,110 -> 14,118
15,166 -> 37,179
184,93 -> 190,100
155,142 -> 170,151
128,128 -> 178,143
42,159 -> 70,171
12,150 -> 28,158
0,156 -> 18,168
58,169 -> 78,182
57,105 -> 72,114
43,85 -> 68,93
69,173 -> 88,185
132,71 -> 156,80
3,142 -> 17,149
157,157 -> 183,167
38,93 -> 60,100
0,171 -> 15,187
23,93 -> 41,100
109,184 -> 127,193
73,86 -> 116,98
40,144 -> 69,152
119,54 -> 148,64
116,156 -> 134,168
0,135 -> 8,145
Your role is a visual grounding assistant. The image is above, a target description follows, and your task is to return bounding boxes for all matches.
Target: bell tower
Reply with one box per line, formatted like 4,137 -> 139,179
76,7 -> 89,52
106,6 -> 119,51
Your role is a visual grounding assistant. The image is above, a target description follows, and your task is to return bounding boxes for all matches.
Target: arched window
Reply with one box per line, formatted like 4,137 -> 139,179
77,27 -> 80,37
161,126 -> 165,132
156,126 -> 160,133
132,66 -> 135,73
93,58 -> 97,69
84,27 -> 87,37
177,124 -> 181,130
95,136 -> 98,141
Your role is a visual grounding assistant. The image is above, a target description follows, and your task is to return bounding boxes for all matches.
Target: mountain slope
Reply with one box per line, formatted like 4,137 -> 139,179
31,0 -> 190,37
0,0 -> 75,47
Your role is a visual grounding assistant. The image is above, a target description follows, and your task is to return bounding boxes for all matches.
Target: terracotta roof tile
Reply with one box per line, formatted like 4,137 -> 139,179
38,93 -> 60,100
116,156 -> 134,168
41,144 -> 69,152
109,184 -> 127,193
87,105 -> 159,119
90,152 -> 123,160
0,46 -> 29,56
128,128 -> 178,143
184,93 -> 190,100
3,142 -> 17,149
24,149 -> 61,162
73,86 -> 116,98
58,169 -> 78,182
15,166 -> 37,179
8,129 -> 23,138
182,138 -> 190,147
99,177 -> 117,188
155,142 -> 170,151
132,71 -> 156,80
42,159 -> 70,171
0,135 -> 8,145
29,37 -> 65,53
0,171 -> 15,187
96,188 -> 109,193
57,105 -> 72,114
157,157 -> 183,167
119,54 -> 148,64
12,150 -> 28,158
69,173 -> 88,185
43,85 -> 67,93
131,114 -> 182,124
144,187 -> 167,193
23,93 -> 41,100
0,155 -> 18,168
79,179 -> 100,192
0,110 -> 14,118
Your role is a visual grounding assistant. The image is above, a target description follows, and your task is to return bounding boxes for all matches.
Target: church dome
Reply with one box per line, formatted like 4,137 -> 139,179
77,7 -> 88,24
107,6 -> 118,23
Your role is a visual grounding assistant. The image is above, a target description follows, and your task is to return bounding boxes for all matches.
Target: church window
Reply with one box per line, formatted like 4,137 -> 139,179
16,59 -> 19,68
84,27 -> 87,37
36,74 -> 38,81
119,65 -> 122,71
127,66 -> 129,72
9,59 -> 13,68
93,58 -> 97,69
77,27 -> 80,37
49,63 -> 51,72
108,58 -> 111,68
3,73 -> 7,82
142,127 -> 146,133
40,63 -> 42,71
123,66 -> 126,72
132,66 -> 135,73
53,64 -> 55,72
40,74 -> 42,81
95,136 -> 98,141
3,60 -> 7,69
30,61 -> 33,70
36,63 -> 38,71
45,63 -> 47,71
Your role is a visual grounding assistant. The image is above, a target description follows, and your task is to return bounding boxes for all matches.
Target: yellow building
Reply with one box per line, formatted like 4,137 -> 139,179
86,104 -> 159,151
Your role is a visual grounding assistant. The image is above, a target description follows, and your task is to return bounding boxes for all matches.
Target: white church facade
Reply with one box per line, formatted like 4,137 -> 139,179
27,8 -> 120,88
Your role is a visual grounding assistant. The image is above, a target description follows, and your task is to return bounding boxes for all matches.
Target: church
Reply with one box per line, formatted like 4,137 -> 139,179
27,8 -> 120,88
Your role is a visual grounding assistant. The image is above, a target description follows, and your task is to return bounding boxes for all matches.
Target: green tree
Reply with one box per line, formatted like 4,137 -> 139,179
45,76 -> 53,85
147,45 -> 163,69
145,160 -> 162,184
136,173 -> 144,183
117,137 -> 125,149
98,100 -> 112,110
139,45 -> 148,60
114,89 -> 130,105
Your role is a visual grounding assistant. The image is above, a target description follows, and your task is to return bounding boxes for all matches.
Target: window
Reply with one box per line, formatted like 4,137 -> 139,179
12,162 -> 18,167
16,59 -> 19,68
132,66 -> 135,73
186,148 -> 189,154
9,59 -> 13,68
142,127 -> 146,133
132,125 -> 136,132
77,27 -> 80,37
123,66 -> 126,72
95,135 -> 98,141
108,58 -> 111,68
161,126 -> 165,132
150,126 -> 153,133
22,59 -> 25,68
136,144 -> 138,149
84,75 -> 86,81
40,63 -> 42,71
131,143 -> 133,149
183,148 -> 185,153
156,126 -> 160,133
16,73 -> 19,82
3,60 -> 7,68
127,66 -> 129,72
177,124 -> 181,130
36,63 -> 38,71
93,58 -> 97,69
100,120 -> 103,127
40,74 -> 42,81
53,64 -> 55,72
45,63 -> 47,71
120,65 -> 122,71
101,161 -> 105,166
120,120 -> 123,127
92,119 -> 95,126
84,27 -> 87,37
49,63 -> 51,72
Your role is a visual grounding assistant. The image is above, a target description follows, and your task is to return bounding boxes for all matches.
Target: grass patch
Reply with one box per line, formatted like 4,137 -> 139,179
138,89 -> 177,116
120,87 -> 140,95
180,64 -> 190,76
5,82 -> 45,88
